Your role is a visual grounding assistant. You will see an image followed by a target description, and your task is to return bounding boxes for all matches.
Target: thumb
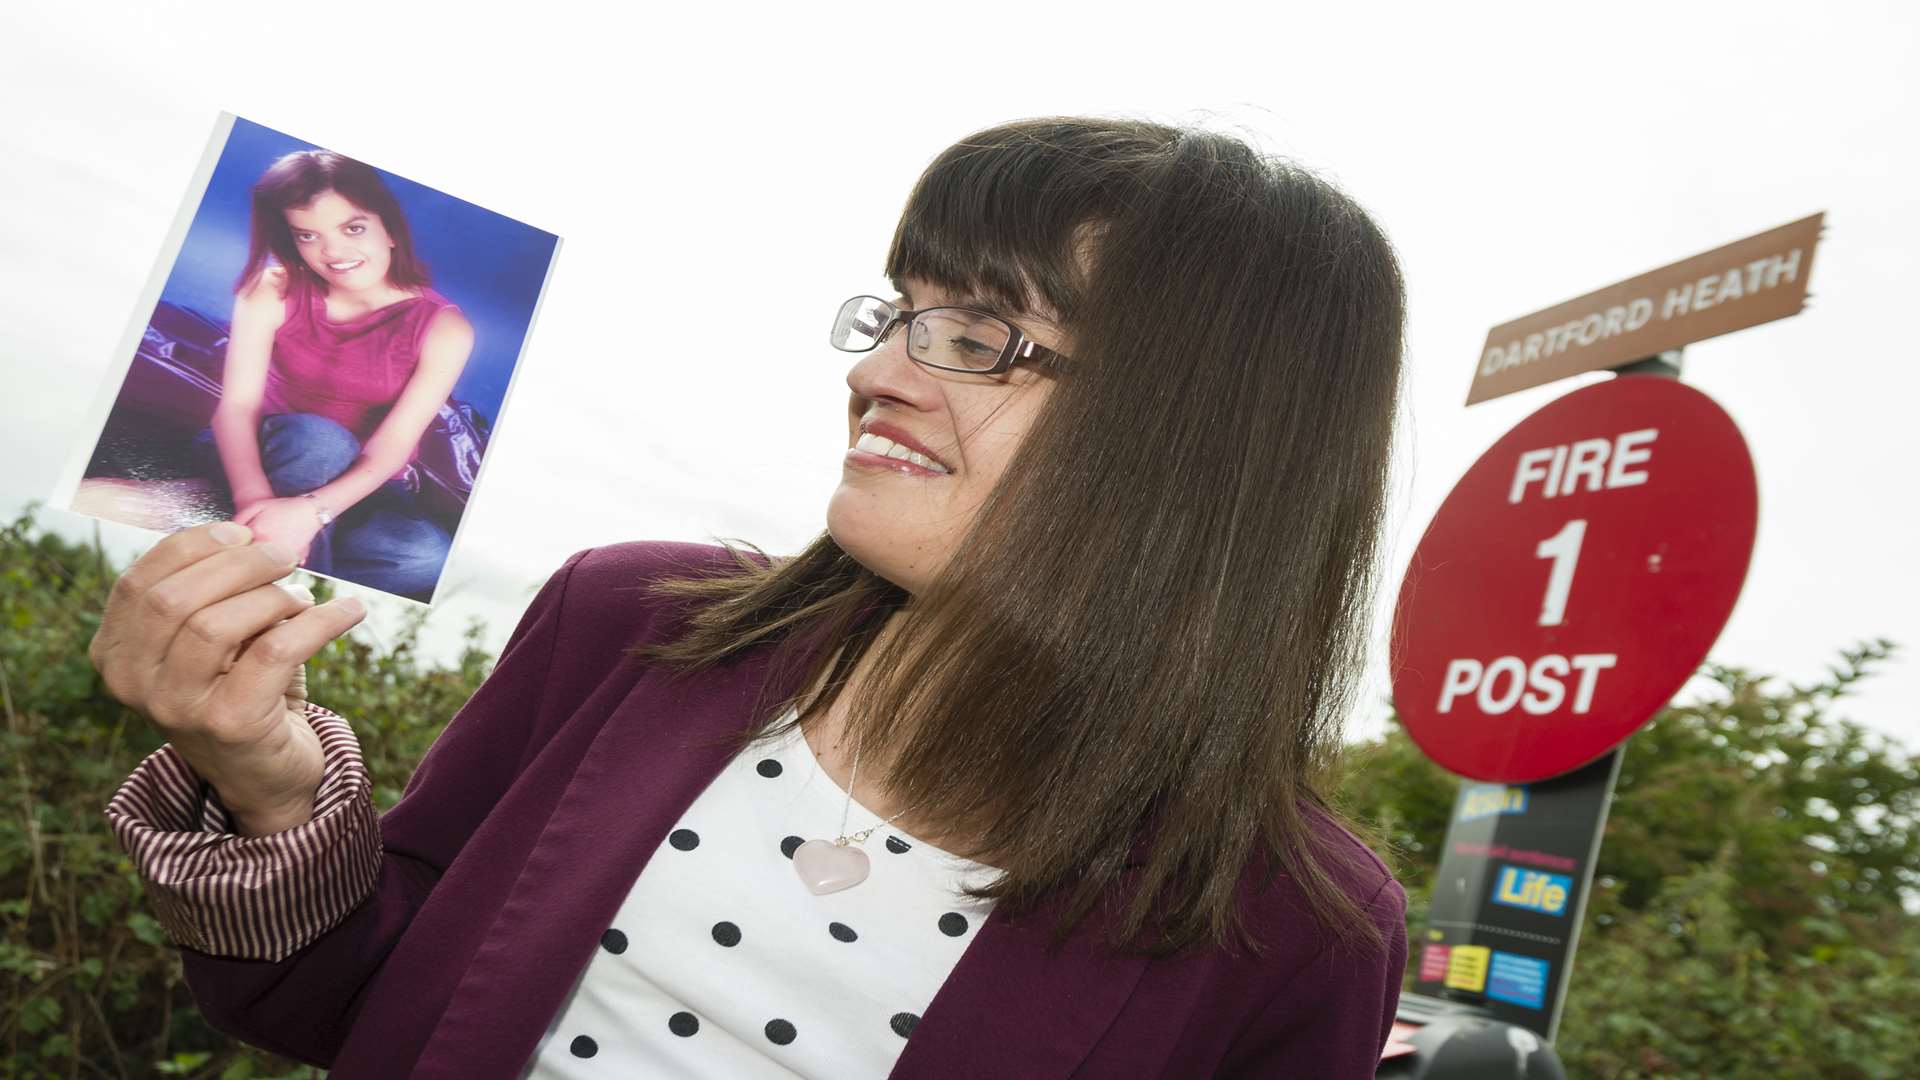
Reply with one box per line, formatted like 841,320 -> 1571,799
219,599 -> 364,726
281,583 -> 313,710
284,660 -> 309,712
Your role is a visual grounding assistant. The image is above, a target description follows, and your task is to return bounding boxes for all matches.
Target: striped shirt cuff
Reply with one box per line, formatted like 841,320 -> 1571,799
102,702 -> 382,962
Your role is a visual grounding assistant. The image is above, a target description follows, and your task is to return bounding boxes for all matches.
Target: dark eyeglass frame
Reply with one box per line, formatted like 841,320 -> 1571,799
831,295 -> 1067,375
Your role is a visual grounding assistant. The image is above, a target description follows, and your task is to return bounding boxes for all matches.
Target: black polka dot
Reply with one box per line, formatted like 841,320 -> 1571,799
780,835 -> 804,858
600,928 -> 628,954
669,828 -> 700,851
890,1012 -> 920,1038
885,836 -> 912,854
668,1011 -> 699,1037
828,921 -> 858,942
569,1035 -> 598,1058
938,912 -> 969,937
765,1018 -> 797,1045
712,921 -> 742,947
756,758 -> 783,778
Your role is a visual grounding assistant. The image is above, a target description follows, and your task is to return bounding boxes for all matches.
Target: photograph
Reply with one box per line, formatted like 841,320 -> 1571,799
58,112 -> 559,604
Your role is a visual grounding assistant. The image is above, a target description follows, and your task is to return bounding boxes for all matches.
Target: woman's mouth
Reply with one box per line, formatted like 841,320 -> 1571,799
327,259 -> 365,274
846,432 -> 952,477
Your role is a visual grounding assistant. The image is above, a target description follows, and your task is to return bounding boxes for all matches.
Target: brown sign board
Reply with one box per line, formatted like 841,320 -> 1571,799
1467,212 -> 1824,405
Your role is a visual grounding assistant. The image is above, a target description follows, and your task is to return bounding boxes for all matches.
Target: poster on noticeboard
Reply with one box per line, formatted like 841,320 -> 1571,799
53,110 -> 561,606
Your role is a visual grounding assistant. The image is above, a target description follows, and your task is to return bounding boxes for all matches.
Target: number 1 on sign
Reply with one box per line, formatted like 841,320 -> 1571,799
1535,519 -> 1587,626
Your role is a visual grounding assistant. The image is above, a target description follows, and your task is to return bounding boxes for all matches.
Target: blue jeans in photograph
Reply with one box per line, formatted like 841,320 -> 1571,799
194,412 -> 452,602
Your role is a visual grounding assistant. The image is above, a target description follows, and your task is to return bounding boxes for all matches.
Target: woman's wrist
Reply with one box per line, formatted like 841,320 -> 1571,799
231,798 -> 318,836
305,463 -> 392,521
300,492 -> 336,526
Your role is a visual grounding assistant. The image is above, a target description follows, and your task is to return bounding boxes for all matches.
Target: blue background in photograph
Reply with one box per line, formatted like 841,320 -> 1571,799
158,115 -> 557,424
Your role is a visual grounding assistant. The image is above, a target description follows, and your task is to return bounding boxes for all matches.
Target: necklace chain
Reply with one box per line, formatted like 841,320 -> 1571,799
831,714 -> 918,846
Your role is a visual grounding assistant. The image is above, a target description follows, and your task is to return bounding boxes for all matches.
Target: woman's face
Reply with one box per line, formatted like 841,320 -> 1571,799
282,189 -> 395,290
827,276 -> 1064,595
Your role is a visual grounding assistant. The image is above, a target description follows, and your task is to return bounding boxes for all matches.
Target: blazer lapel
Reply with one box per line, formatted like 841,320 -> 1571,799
885,885 -> 1156,1078
418,646 -> 783,1076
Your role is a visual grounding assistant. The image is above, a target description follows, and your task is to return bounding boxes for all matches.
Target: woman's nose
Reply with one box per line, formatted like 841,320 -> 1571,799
846,329 -> 931,404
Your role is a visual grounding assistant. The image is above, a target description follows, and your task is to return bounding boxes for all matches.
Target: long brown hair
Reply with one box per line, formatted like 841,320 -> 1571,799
232,149 -> 432,298
633,116 -> 1407,961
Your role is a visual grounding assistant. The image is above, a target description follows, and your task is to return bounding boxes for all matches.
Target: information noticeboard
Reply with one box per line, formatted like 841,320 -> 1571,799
1413,748 -> 1622,1042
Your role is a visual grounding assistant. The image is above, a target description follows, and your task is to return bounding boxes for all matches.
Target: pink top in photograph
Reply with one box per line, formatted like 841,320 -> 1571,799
260,268 -> 461,476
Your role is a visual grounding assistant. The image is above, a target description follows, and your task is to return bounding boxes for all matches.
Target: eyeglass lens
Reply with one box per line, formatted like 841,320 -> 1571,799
830,297 -> 1011,371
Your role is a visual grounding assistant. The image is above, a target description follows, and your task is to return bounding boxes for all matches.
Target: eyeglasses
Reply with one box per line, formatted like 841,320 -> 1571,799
829,295 -> 1066,375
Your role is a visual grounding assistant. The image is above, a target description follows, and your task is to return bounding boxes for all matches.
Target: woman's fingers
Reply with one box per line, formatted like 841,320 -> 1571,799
92,523 -> 289,706
136,541 -> 295,676
152,578 -> 317,725
105,522 -> 255,607
208,598 -> 366,744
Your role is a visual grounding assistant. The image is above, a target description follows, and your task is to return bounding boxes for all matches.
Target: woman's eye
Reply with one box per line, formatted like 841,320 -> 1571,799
958,336 -> 998,356
346,224 -> 365,235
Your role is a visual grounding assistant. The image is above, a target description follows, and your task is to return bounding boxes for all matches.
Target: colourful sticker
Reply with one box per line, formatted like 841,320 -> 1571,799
1444,945 -> 1490,991
1487,951 -> 1550,1009
1419,944 -> 1450,982
1459,783 -> 1529,822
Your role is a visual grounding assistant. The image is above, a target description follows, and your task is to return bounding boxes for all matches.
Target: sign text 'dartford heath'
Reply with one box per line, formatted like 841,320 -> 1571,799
1467,213 -> 1823,405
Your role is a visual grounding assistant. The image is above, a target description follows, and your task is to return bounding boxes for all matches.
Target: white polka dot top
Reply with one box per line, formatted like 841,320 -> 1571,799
520,706 -> 1002,1078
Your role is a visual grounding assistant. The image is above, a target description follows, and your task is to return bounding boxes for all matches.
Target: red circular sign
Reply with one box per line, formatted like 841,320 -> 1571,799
1390,375 -> 1757,782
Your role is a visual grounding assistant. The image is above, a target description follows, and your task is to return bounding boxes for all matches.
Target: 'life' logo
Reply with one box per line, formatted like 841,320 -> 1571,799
1491,866 -> 1572,916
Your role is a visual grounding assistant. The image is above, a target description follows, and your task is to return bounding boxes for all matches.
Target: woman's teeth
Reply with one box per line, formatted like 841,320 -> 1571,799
328,259 -> 364,272
855,432 -> 949,474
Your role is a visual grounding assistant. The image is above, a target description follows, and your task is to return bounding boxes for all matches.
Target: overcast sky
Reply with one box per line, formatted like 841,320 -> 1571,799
5,1 -> 1914,761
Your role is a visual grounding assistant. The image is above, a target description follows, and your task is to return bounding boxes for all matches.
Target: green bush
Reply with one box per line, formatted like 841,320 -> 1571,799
1335,641 -> 1920,1077
1,503 -> 498,1078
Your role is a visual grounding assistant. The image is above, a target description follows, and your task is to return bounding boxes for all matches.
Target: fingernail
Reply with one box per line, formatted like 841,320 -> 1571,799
335,596 -> 366,616
260,541 -> 296,566
212,522 -> 250,545
283,583 -> 315,604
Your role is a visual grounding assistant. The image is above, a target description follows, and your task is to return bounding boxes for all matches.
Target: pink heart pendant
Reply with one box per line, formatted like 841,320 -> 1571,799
793,839 -> 871,895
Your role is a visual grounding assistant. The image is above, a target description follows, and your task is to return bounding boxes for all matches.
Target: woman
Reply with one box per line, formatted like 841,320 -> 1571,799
91,117 -> 1411,1077
192,149 -> 474,602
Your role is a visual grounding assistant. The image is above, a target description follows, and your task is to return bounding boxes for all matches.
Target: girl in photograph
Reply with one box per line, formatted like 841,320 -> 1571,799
96,116 -> 1411,1076
192,149 -> 474,602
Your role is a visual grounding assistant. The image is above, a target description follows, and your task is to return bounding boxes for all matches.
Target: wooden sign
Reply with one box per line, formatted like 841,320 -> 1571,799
1467,212 -> 1824,405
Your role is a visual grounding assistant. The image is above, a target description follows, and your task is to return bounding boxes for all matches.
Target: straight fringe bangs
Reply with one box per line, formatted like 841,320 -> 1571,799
633,116 -> 1408,962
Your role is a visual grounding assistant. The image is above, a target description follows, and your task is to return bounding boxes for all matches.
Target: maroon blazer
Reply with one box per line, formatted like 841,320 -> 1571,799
106,541 -> 1408,1078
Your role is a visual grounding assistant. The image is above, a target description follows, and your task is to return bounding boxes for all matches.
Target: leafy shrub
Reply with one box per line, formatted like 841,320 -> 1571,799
1335,641 -> 1919,1077
1,503 -> 498,1077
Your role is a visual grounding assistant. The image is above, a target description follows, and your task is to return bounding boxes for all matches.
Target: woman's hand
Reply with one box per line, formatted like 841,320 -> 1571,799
234,496 -> 328,566
88,521 -> 368,835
